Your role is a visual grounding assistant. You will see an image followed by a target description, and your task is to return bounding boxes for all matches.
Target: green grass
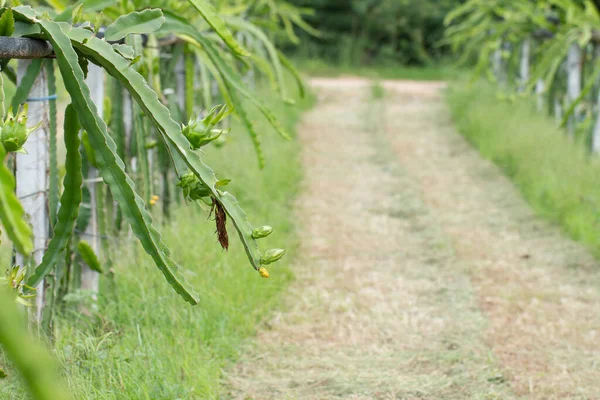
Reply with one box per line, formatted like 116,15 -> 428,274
447,80 -> 600,259
0,81 -> 313,399
295,58 -> 461,81
370,81 -> 385,100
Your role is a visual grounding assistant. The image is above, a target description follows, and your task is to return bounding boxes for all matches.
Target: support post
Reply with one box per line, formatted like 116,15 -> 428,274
567,43 -> 582,136
237,32 -> 256,91
15,60 -> 49,324
80,63 -> 104,297
492,40 -> 507,87
123,90 -> 133,171
591,96 -> 600,153
519,38 -> 530,92
554,97 -> 563,126
122,90 -> 135,237
175,51 -> 186,119
592,46 -> 600,153
536,79 -> 545,112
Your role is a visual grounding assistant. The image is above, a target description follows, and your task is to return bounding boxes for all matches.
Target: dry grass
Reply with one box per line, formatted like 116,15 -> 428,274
384,81 -> 600,399
224,76 -> 600,399
224,79 -> 514,399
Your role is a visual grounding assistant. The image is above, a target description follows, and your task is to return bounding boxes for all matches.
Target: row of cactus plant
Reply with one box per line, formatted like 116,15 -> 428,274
0,0 -> 312,313
445,0 -> 600,143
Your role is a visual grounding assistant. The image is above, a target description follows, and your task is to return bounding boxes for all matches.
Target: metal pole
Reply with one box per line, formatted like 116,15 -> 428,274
0,37 -> 52,59
15,60 -> 49,324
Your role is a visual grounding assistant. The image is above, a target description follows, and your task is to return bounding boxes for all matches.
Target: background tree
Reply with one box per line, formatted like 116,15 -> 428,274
288,0 -> 465,65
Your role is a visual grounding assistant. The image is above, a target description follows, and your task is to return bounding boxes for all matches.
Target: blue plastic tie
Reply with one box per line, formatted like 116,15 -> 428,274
26,94 -> 57,102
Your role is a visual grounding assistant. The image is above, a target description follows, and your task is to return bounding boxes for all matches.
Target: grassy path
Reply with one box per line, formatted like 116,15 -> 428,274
225,78 -> 600,399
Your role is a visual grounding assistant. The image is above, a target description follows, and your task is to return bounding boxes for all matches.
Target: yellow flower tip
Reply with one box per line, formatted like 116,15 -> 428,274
258,267 -> 269,278
151,195 -> 160,201
149,199 -> 157,206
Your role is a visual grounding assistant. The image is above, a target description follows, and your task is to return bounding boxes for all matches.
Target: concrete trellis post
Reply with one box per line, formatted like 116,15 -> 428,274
566,43 -> 582,136
175,51 -> 185,118
493,41 -> 508,87
493,46 -> 502,84
211,79 -> 219,98
519,38 -> 530,92
554,96 -> 563,125
15,60 -> 50,323
591,95 -> 600,153
122,90 -> 135,237
237,32 -> 256,91
536,79 -> 545,112
592,46 -> 600,153
80,63 -> 104,296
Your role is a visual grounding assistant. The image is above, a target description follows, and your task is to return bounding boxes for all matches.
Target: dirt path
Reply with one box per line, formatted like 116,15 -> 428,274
226,78 -> 600,399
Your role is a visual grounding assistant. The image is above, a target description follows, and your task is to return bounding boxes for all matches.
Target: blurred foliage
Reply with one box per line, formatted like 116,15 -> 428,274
287,0 -> 465,65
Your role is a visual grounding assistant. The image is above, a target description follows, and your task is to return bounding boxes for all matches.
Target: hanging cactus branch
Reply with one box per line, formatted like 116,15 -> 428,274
0,2 -> 301,308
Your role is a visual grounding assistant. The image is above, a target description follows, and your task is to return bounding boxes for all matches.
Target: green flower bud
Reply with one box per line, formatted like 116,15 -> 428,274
206,104 -> 232,125
260,248 -> 285,265
1,106 -> 30,153
182,105 -> 233,150
182,119 -> 229,150
252,226 -> 273,239
177,173 -> 210,201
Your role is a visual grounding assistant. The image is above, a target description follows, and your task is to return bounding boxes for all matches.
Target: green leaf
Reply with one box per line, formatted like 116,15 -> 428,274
108,78 -> 126,161
77,240 -> 102,273
278,50 -> 305,99
193,49 -> 264,167
162,13 -> 291,140
0,9 -> 15,37
25,16 -> 199,305
229,88 -> 264,168
112,43 -> 135,60
27,104 -> 83,289
11,59 -> 43,111
187,0 -> 249,57
66,27 -> 266,273
0,145 -> 33,255
560,62 -> 600,127
184,49 -> 194,120
128,35 -> 151,203
103,9 -> 165,42
0,287 -> 70,400
215,179 -> 231,187
0,65 -> 5,121
81,130 -> 98,168
225,17 -> 288,100
46,61 -> 59,227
